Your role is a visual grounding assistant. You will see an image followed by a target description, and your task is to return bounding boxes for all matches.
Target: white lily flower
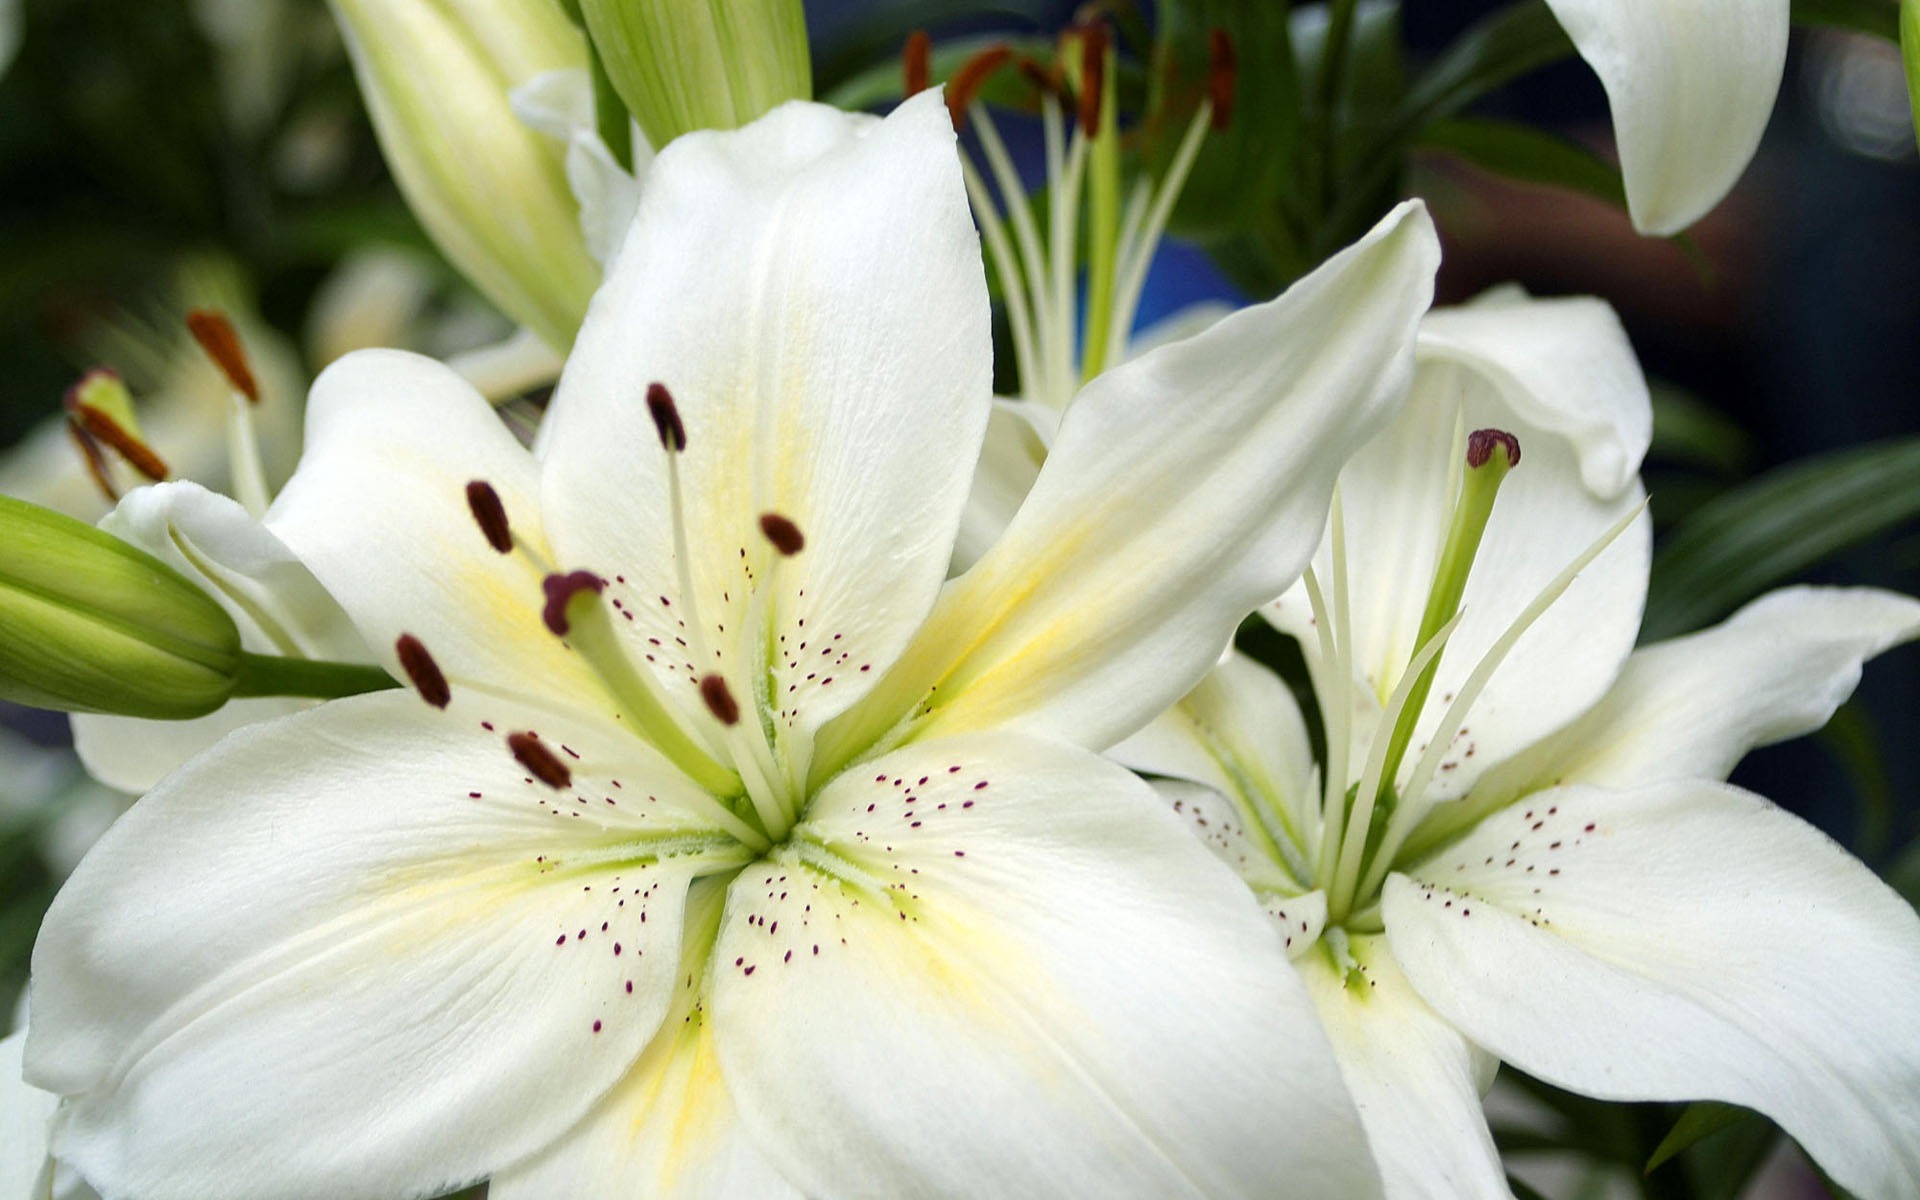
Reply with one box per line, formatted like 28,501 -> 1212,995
1119,287 -> 1920,1199
26,94 -> 1441,1199
2,1029 -> 57,1200
1544,0 -> 1790,235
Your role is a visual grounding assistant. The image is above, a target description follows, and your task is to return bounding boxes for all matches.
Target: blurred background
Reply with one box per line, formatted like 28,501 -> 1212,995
1,2 -> 1915,1196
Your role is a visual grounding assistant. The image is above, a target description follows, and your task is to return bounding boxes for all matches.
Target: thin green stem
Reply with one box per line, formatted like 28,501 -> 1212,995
231,653 -> 397,700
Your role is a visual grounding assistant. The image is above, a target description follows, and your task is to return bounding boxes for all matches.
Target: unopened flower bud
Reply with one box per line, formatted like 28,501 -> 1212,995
0,495 -> 241,718
578,0 -> 810,146
329,0 -> 600,350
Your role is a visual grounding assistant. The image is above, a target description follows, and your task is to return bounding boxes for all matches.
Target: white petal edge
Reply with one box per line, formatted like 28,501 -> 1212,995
712,732 -> 1382,1200
1545,0 -> 1789,235
2,1029 -> 58,1200
31,689 -> 738,1200
1387,779 -> 1920,1200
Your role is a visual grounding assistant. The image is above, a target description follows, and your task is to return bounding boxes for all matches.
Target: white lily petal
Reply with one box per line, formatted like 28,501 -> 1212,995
1545,0 -> 1789,235
1152,779 -> 1309,909
71,481 -> 368,792
1267,295 -> 1651,801
711,732 -> 1380,1200
446,326 -> 566,402
951,398 -> 1051,574
489,881 -> 804,1200
539,92 -> 992,738
3,1030 -> 58,1200
834,201 -> 1439,760
1297,937 -> 1511,1200
1385,780 -> 1920,1200
30,690 -> 742,1200
509,68 -> 648,267
268,348 -> 601,708
1480,586 -> 1920,800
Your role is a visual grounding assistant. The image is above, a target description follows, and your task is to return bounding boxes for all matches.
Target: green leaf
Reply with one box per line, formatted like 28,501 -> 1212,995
1794,0 -> 1900,39
1888,835 -> 1920,910
1647,1102 -> 1748,1173
1648,385 -> 1756,477
1385,1 -> 1574,150
1643,437 -> 1920,640
1819,700 -> 1895,856
1904,0 -> 1920,155
1506,1176 -> 1553,1200
1419,117 -> 1625,208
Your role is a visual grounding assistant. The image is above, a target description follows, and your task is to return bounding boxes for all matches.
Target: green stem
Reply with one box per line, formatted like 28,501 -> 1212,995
1079,42 -> 1122,382
231,653 -> 398,701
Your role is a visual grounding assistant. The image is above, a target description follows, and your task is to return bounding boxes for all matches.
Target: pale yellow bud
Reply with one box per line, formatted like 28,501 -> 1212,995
579,0 -> 810,147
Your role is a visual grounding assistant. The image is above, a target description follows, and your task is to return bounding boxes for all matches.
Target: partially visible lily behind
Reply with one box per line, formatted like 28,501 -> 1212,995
25,94 -> 1443,1199
1544,0 -> 1788,235
1119,288 -> 1920,1198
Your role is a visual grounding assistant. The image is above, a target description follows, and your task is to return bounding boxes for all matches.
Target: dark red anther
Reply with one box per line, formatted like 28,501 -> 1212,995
646,382 -> 687,452
509,731 -> 573,790
946,44 -> 1013,130
395,633 -> 451,709
1207,29 -> 1237,130
543,570 -> 608,635
184,309 -> 259,404
758,512 -> 805,556
1076,23 -> 1108,134
1466,429 -> 1522,470
465,480 -> 514,554
699,673 -> 741,726
62,372 -> 169,482
904,30 -> 931,98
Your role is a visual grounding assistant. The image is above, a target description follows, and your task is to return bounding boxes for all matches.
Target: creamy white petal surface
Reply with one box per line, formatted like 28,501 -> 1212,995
1387,780 -> 1920,1200
2,1030 -> 57,1200
832,200 -> 1439,760
712,733 -> 1378,1200
1545,0 -> 1789,235
71,481 -> 368,791
32,690 -> 741,1200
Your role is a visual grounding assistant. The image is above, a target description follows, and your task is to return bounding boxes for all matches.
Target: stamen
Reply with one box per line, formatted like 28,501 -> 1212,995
184,309 -> 259,404
759,512 -> 805,556
543,570 -> 608,636
646,382 -> 687,452
1207,29 -> 1237,129
903,30 -> 931,97
508,732 -> 572,790
63,372 -> 169,481
1467,428 -> 1521,469
946,44 -> 1012,130
699,673 -> 741,726
66,422 -> 119,501
1017,57 -> 1058,96
394,633 -> 450,709
1075,23 -> 1108,134
466,480 -> 514,554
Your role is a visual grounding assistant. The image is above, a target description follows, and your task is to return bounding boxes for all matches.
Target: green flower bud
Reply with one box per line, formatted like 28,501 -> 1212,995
0,494 -> 241,718
579,0 -> 810,147
330,0 -> 600,351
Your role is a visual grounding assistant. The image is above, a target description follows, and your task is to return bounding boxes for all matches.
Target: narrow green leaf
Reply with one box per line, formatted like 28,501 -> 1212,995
1643,438 -> 1920,640
1819,700 -> 1895,856
1903,0 -> 1920,154
1648,385 -> 1756,477
1419,117 -> 1625,208
1794,0 -> 1900,39
1386,1 -> 1574,148
1647,1102 -> 1748,1173
1506,1176 -> 1553,1200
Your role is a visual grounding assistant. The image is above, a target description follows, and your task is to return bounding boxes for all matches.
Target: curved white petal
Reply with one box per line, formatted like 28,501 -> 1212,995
1297,937 -> 1510,1200
489,881 -> 803,1200
1385,780 -> 1920,1200
29,690 -> 744,1200
711,732 -> 1380,1200
1266,292 -> 1652,802
1479,586 -> 1920,801
3,1030 -> 58,1200
72,481 -> 368,792
951,399 -> 1050,574
538,92 -> 992,743
1545,0 -> 1789,235
269,349 -> 602,709
828,201 -> 1439,763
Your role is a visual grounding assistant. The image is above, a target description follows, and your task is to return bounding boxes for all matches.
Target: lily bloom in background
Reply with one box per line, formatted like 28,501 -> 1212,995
24,93 -> 1442,1199
1121,287 -> 1920,1199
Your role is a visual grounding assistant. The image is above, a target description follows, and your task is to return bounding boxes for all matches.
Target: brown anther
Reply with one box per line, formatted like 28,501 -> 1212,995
646,382 -> 687,452
904,30 -> 931,98
395,633 -> 451,709
1207,29 -> 1237,130
465,480 -> 514,554
699,673 -> 741,726
1016,56 -> 1059,96
66,422 -> 119,501
63,373 -> 169,481
1076,23 -> 1108,134
543,570 -> 608,636
946,44 -> 1013,130
758,512 -> 805,556
184,309 -> 259,404
1466,428 -> 1522,470
508,731 -> 573,790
